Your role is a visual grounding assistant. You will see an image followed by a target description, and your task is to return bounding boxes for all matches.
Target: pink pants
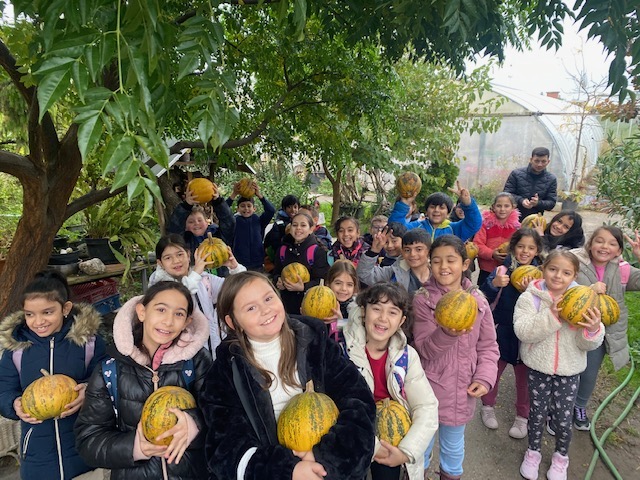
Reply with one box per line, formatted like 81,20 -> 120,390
482,359 -> 530,418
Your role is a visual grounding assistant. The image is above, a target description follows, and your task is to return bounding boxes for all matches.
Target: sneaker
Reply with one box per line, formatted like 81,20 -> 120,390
481,405 -> 498,429
573,406 -> 591,431
546,451 -> 569,480
519,449 -> 542,480
546,416 -> 556,436
509,416 -> 528,439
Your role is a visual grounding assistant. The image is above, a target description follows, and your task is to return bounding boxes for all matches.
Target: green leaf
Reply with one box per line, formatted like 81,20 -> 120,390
142,176 -> 162,202
32,57 -> 76,76
76,113 -> 103,160
111,156 -> 140,190
37,68 -> 72,122
102,134 -> 135,174
198,113 -> 215,147
126,176 -> 145,203
72,62 -> 89,102
178,52 -> 200,81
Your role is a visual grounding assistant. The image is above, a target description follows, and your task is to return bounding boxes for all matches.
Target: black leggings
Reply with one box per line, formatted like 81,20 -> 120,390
370,462 -> 401,480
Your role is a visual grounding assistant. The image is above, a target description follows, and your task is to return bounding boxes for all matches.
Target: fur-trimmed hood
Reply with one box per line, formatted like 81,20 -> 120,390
481,208 -> 521,229
112,295 -> 209,367
0,303 -> 101,353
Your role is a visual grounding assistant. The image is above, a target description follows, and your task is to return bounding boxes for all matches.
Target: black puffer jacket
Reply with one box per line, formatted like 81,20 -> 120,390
75,296 -> 212,480
201,315 -> 376,480
504,165 -> 557,219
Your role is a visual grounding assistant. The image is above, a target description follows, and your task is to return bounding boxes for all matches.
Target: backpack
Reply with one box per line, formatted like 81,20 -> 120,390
279,243 -> 318,266
12,336 -> 96,375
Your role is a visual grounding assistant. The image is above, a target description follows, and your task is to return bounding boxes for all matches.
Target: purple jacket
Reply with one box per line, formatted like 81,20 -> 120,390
412,277 -> 499,426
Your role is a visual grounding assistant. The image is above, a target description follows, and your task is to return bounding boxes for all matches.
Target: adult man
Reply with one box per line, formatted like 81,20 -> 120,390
504,147 -> 557,220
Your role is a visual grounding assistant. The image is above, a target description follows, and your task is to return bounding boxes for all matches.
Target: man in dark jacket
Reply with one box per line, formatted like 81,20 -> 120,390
504,147 -> 557,220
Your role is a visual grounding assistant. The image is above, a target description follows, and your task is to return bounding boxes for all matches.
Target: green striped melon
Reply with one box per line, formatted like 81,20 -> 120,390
281,262 -> 310,284
375,398 -> 412,447
434,289 -> 478,331
510,265 -> 542,292
301,285 -> 337,319
196,234 -> 229,269
558,285 -> 598,325
597,294 -> 620,326
141,386 -> 196,446
21,370 -> 78,420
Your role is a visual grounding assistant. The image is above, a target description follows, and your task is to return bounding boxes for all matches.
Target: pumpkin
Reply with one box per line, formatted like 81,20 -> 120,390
521,213 -> 547,231
277,380 -> 339,451
396,172 -> 422,199
301,285 -> 337,319
497,241 -> 510,254
510,265 -> 542,292
375,398 -> 412,447
465,241 -> 479,261
187,178 -> 216,204
21,369 -> 78,420
196,233 -> 229,268
597,294 -> 620,326
434,289 -> 478,331
141,386 -> 197,446
558,285 -> 599,325
237,177 -> 256,198
281,262 -> 310,284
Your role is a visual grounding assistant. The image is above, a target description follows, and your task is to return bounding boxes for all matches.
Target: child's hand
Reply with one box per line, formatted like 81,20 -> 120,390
253,181 -> 262,198
467,382 -> 488,398
492,271 -> 510,288
441,326 -> 471,337
292,460 -> 327,480
193,247 -> 208,274
60,382 -> 87,418
531,216 -> 545,236
13,397 -> 42,424
577,306 -> 602,333
322,305 -> 341,324
492,249 -> 507,263
624,230 -> 640,260
231,181 -> 240,197
448,181 -> 471,205
222,247 -> 239,270
136,422 -> 168,458
283,275 -> 305,292
159,408 -> 191,464
590,281 -> 607,294
517,276 -> 535,292
551,294 -> 563,319
371,227 -> 388,253
210,182 -> 219,201
276,276 -> 285,290
374,440 -> 409,467
293,450 -> 316,462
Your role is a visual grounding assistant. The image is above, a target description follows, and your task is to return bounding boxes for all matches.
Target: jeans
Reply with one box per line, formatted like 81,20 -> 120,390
576,343 -> 606,408
424,424 -> 466,476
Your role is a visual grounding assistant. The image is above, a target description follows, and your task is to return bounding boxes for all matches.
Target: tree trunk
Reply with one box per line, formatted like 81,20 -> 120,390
331,168 -> 342,227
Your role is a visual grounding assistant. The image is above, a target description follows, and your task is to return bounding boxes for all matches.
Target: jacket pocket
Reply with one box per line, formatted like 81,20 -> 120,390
21,427 -> 33,459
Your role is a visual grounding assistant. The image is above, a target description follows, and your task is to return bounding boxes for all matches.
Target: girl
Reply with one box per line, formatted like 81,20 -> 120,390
479,228 -> 543,438
330,216 -> 370,266
344,282 -> 438,480
473,192 -> 521,286
533,210 -> 584,253
0,270 -> 107,480
571,227 -> 640,430
149,234 -> 246,357
324,260 -> 360,343
514,250 -> 604,480
200,272 -> 376,480
75,282 -> 212,480
412,235 -> 499,480
274,212 -> 330,315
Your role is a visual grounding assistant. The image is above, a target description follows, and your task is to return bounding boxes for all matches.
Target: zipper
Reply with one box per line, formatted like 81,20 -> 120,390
49,337 -> 65,480
21,427 -> 33,459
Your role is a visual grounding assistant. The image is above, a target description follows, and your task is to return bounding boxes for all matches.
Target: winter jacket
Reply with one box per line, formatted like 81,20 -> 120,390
343,313 -> 438,480
75,297 -> 213,480
473,209 -> 521,273
513,279 -> 604,376
264,209 -> 291,260
356,252 -> 427,294
504,165 -> 557,219
412,277 -> 499,427
314,225 -> 333,250
571,248 -> 640,370
274,233 -> 331,315
329,238 -> 370,267
200,315 -> 376,480
480,256 -> 541,364
226,196 -> 276,269
0,304 -> 107,480
388,199 -> 482,242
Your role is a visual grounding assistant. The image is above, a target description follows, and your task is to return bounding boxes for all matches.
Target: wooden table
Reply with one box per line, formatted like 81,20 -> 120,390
66,262 -> 152,291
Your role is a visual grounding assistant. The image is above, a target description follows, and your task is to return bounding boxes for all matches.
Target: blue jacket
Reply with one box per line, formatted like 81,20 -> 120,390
0,304 -> 107,480
388,199 -> 482,242
225,196 -> 276,269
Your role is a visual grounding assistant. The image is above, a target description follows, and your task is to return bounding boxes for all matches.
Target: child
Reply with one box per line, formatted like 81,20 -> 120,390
378,222 -> 407,267
226,180 -> 276,271
274,212 -> 330,314
264,194 -> 300,261
200,272 -> 376,479
323,260 -> 360,343
344,282 -> 439,480
533,210 -> 584,253
149,234 -> 246,357
479,228 -> 543,438
75,282 -> 212,479
571,227 -> 640,430
0,270 -> 107,479
330,216 -> 370,266
473,192 -> 521,286
514,250 -> 604,480
308,205 -> 333,250
412,235 -> 499,480
388,181 -> 482,242
357,229 -> 431,296
363,215 -> 388,246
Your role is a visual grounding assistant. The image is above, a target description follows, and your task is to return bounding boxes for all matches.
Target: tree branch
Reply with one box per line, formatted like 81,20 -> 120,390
0,38 -> 36,105
0,150 -> 36,180
65,186 -> 127,220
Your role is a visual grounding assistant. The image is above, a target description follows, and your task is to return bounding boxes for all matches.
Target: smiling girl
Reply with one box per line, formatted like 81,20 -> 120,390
533,210 -> 584,253
330,216 -> 370,266
323,260 -> 359,343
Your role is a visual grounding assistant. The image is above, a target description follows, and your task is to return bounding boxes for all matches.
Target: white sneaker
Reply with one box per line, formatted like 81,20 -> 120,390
520,449 -> 542,480
481,405 -> 498,429
508,416 -> 528,439
546,451 -> 569,480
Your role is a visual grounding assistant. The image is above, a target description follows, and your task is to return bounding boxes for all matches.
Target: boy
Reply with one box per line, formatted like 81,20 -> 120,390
356,229 -> 431,295
226,180 -> 276,271
264,194 -> 300,260
388,181 -> 481,242
362,214 -> 388,245
379,221 -> 407,266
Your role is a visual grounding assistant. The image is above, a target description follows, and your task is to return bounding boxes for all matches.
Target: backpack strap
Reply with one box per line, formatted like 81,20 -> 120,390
101,357 -> 119,419
392,346 -> 409,400
12,350 -> 23,375
620,259 -> 630,287
279,245 -> 287,263
306,244 -> 318,266
181,358 -> 195,388
12,338 -> 95,376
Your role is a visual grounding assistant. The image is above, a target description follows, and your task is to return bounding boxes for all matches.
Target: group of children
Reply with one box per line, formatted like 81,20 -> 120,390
1,178 -> 639,480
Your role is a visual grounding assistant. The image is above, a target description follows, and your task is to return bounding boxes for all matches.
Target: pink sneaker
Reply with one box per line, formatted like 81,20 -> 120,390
546,452 -> 569,480
520,449 -> 541,480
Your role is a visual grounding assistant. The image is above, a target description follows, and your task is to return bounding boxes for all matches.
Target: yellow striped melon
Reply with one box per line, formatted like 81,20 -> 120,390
435,290 -> 478,331
375,398 -> 412,447
141,386 -> 196,446
196,233 -> 229,269
281,262 -> 310,284
237,177 -> 256,198
558,285 -> 598,325
301,285 -> 337,319
465,241 -> 479,261
521,213 -> 547,230
497,241 -> 510,254
510,265 -> 542,292
21,370 -> 78,420
396,172 -> 422,198
597,294 -> 620,326
187,178 -> 216,204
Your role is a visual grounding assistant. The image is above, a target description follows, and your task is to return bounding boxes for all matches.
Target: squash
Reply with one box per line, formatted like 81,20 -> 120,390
196,233 -> 229,268
558,285 -> 599,325
497,241 -> 510,254
598,294 -> 620,326
434,289 -> 478,331
186,178 -> 216,204
510,265 -> 542,292
277,380 -> 339,451
237,177 -> 256,198
375,398 -> 412,447
281,262 -> 310,284
396,172 -> 422,199
465,241 -> 479,261
521,213 -> 547,231
21,369 -> 78,420
301,285 -> 337,319
141,386 -> 197,446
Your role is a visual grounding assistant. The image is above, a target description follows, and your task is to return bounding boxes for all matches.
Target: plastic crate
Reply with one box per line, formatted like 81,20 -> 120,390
93,294 -> 122,315
71,279 -> 119,304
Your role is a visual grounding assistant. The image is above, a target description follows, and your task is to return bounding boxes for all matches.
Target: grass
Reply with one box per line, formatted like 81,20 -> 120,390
602,291 -> 640,389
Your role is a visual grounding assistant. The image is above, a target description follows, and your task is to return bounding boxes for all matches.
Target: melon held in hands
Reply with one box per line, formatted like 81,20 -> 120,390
510,265 -> 542,292
196,233 -> 230,269
465,241 -> 479,261
21,369 -> 78,420
435,289 -> 478,331
141,386 -> 196,446
396,172 -> 422,198
557,285 -> 598,325
301,285 -> 337,319
375,398 -> 412,447
597,294 -> 620,326
187,178 -> 216,204
281,262 -> 310,284
237,177 -> 256,198
521,213 -> 547,230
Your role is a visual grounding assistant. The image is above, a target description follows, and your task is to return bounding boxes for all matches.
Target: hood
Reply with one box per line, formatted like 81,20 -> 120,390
112,295 -> 209,367
481,209 -> 521,229
526,278 -> 579,300
0,303 -> 102,353
343,306 -> 408,351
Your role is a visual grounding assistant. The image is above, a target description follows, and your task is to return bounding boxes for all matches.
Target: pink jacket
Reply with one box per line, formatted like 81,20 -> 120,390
412,277 -> 499,427
473,209 -> 520,273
